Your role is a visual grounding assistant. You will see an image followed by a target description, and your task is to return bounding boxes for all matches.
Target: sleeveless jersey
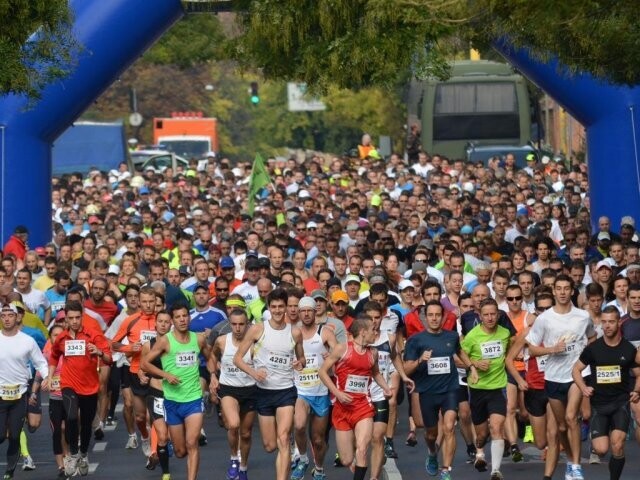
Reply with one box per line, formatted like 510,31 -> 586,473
508,310 -> 527,371
369,331 -> 392,402
253,320 -> 295,390
295,325 -> 328,396
525,348 -> 546,390
219,333 -> 255,388
335,342 -> 375,405
147,337 -> 164,380
161,331 -> 202,402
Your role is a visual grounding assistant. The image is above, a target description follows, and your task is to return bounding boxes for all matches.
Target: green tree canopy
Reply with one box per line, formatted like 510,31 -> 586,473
0,0 -> 75,98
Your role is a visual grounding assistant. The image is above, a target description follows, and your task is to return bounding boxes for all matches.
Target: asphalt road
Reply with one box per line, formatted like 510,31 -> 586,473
8,396 -> 640,480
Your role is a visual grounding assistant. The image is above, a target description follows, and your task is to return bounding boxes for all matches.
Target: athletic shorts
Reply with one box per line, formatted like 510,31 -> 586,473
198,366 -> 211,384
469,388 -> 507,425
590,398 -> 631,439
26,379 -> 42,415
163,398 -> 204,426
120,366 -> 131,389
419,390 -> 458,428
524,388 -> 549,417
507,369 -> 526,386
373,400 -> 389,424
218,384 -> 257,414
255,386 -> 297,416
544,380 -> 572,403
457,385 -> 470,404
129,371 -> 149,397
332,400 -> 374,431
146,387 -> 165,422
299,394 -> 331,418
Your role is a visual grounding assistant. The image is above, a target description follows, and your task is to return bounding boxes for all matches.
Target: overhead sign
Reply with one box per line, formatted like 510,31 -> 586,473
287,83 -> 326,112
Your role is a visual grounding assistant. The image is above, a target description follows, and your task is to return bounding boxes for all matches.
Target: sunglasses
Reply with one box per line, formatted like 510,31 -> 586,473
506,296 -> 523,301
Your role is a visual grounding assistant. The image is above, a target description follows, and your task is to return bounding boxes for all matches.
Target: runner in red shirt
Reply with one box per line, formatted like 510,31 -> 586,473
319,314 -> 391,480
405,280 -> 457,338
49,301 -> 112,477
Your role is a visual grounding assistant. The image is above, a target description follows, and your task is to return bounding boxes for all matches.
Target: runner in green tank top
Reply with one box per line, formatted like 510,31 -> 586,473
141,304 -> 210,480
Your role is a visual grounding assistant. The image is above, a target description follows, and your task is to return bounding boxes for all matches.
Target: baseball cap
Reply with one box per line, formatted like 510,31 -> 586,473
88,215 -> 101,225
412,262 -> 428,274
596,260 -> 612,271
399,279 -> 414,291
14,225 -> 28,235
245,257 -> 260,270
331,290 -> 349,304
306,221 -> 318,229
220,256 -> 235,269
626,262 -> 640,272
418,239 -> 434,250
139,186 -> 150,195
298,296 -> 317,310
345,274 -> 361,285
258,257 -> 270,269
369,275 -> 386,285
35,247 -> 46,257
621,216 -> 636,228
178,265 -> 192,276
108,265 -> 120,275
193,284 -> 208,293
0,303 -> 18,314
597,232 -> 611,241
460,225 -> 474,235
311,289 -> 327,302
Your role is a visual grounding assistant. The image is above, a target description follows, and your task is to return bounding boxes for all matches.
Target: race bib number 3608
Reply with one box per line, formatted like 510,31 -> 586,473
427,356 -> 451,375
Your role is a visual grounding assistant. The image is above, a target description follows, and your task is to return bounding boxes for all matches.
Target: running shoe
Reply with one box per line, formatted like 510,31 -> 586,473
239,471 -> 249,480
291,459 -> 309,480
334,453 -> 342,467
564,463 -> 572,480
94,423 -> 104,441
199,431 -> 208,446
384,438 -> 398,459
490,471 -> 503,480
105,416 -> 115,427
439,469 -> 451,480
141,436 -> 151,457
167,440 -> 174,457
77,454 -> 89,476
311,468 -> 326,480
406,431 -> 418,447
3,473 -> 12,480
569,464 -> 585,480
466,444 -> 477,463
474,453 -> 487,472
125,434 -> 138,449
161,475 -> 171,480
589,450 -> 601,464
426,454 -> 439,476
226,459 -> 240,480
21,455 -> 35,471
57,467 -> 66,479
523,425 -> 534,443
145,454 -> 159,471
64,454 -> 79,477
511,444 -> 523,463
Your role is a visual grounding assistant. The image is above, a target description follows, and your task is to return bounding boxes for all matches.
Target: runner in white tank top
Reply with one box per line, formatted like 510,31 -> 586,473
219,332 -> 255,388
291,297 -> 337,479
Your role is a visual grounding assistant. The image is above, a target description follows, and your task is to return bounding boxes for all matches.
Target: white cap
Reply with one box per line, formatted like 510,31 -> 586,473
108,265 -> 120,275
399,279 -> 414,291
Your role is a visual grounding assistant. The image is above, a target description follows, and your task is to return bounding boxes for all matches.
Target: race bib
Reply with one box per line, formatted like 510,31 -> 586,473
65,339 -> 86,356
175,351 -> 197,367
536,355 -> 548,372
224,363 -> 243,378
480,340 -> 503,359
0,384 -> 20,401
378,352 -> 390,372
298,371 -> 321,388
50,375 -> 61,391
563,342 -> 578,355
595,365 -> 621,384
345,374 -> 369,394
153,397 -> 164,415
427,356 -> 451,375
267,352 -> 291,371
140,330 -> 157,343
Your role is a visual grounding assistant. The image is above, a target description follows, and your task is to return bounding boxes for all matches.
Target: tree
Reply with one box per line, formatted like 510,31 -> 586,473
0,0 -> 75,99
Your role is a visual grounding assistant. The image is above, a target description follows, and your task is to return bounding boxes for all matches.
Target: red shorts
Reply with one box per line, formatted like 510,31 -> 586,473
332,400 -> 374,431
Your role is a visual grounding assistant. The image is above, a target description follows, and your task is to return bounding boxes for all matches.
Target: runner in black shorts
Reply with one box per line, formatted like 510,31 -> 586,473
572,306 -> 640,480
210,309 -> 258,480
140,310 -> 173,478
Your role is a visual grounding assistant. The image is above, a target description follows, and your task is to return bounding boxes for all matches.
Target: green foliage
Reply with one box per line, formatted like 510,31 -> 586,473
0,0 -> 75,99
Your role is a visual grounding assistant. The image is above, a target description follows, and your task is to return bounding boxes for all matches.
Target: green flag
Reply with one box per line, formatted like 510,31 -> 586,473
248,153 -> 270,215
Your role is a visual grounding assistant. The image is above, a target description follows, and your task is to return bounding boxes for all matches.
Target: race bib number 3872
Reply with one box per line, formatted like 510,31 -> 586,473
480,340 -> 503,359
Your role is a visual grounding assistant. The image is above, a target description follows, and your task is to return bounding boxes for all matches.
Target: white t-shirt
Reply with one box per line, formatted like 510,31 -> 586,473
525,305 -> 594,383
18,288 -> 50,318
231,282 -> 259,304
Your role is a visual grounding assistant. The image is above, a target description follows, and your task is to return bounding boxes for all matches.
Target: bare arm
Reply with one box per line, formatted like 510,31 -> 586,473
571,359 -> 592,397
140,336 -> 178,384
233,324 -> 265,382
291,326 -> 306,370
319,343 -> 348,400
505,334 -> 529,391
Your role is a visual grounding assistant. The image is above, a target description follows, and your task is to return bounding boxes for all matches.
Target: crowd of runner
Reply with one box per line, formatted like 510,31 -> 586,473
0,144 -> 639,480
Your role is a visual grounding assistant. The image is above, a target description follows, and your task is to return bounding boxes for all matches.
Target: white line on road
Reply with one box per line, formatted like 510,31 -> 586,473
89,463 -> 99,474
93,442 -> 107,452
384,458 -> 402,480
115,403 -> 124,413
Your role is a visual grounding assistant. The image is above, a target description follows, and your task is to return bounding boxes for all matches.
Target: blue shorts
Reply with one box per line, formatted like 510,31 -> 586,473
163,398 -> 204,426
256,386 -> 297,416
299,394 -> 331,417
419,390 -> 459,428
544,380 -> 572,403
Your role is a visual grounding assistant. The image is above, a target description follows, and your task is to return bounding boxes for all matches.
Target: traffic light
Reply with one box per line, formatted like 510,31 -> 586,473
250,82 -> 260,104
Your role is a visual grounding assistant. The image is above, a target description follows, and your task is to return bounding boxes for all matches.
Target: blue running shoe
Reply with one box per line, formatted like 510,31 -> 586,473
226,459 -> 239,480
426,454 -> 439,476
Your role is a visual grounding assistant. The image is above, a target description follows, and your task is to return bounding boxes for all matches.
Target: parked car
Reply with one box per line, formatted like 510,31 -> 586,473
465,143 -> 536,169
138,152 -> 189,174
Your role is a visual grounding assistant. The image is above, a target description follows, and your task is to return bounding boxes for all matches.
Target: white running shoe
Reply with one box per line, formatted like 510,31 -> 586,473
125,434 -> 138,449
